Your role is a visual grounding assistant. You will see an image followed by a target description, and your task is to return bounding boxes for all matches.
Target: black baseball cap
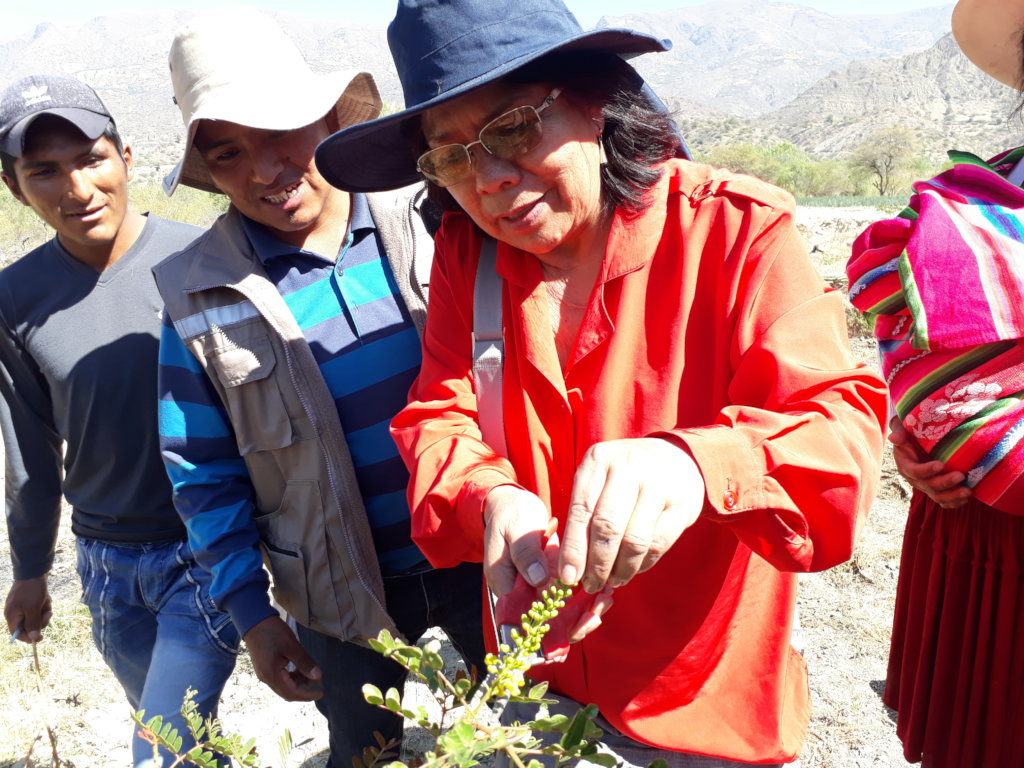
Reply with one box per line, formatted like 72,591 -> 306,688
0,75 -> 112,157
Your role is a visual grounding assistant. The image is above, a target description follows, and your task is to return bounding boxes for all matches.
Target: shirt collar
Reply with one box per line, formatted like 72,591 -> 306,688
239,192 -> 375,264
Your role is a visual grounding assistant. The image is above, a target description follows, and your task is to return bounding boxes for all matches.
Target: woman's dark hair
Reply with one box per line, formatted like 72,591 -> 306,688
1,117 -> 124,181
419,51 -> 681,216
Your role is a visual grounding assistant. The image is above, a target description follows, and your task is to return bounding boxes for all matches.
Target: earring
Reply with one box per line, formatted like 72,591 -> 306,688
597,130 -> 607,167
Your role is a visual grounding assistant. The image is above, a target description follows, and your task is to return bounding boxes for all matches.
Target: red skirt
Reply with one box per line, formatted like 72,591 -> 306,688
885,491 -> 1024,767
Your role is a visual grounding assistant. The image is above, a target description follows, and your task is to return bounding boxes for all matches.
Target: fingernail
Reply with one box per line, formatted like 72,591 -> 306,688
592,593 -> 614,617
526,561 -> 547,586
569,613 -> 603,643
560,565 -> 578,586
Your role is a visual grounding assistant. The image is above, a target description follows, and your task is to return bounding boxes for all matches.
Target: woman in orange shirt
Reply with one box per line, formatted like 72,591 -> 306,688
317,0 -> 888,764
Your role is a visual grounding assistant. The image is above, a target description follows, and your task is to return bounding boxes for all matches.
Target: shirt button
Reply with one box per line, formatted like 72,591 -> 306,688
723,491 -> 737,510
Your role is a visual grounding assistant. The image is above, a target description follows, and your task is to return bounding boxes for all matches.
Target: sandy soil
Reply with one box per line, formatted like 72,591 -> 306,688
1,205 -> 915,768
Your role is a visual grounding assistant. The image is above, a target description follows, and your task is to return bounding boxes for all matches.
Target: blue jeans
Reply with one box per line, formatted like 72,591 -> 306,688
76,537 -> 240,767
296,560 -> 485,767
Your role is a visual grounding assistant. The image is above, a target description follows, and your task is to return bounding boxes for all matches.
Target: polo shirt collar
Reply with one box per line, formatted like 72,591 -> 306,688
239,191 -> 375,263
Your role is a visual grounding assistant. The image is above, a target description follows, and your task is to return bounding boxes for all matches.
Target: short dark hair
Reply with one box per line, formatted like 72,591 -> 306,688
422,51 -> 681,216
1,117 -> 124,182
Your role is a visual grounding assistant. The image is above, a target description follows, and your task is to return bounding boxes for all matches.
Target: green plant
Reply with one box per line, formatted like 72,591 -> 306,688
134,581 -> 652,768
133,688 -> 290,768
358,580 -> 637,768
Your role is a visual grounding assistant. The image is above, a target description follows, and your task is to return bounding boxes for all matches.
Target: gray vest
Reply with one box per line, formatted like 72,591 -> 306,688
153,186 -> 433,643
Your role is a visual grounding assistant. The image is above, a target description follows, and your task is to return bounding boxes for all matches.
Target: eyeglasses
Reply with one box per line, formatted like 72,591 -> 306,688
416,88 -> 562,188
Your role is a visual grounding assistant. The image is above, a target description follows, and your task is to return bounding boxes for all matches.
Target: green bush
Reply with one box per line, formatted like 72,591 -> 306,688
0,181 -> 226,268
131,182 -> 228,229
796,195 -> 907,209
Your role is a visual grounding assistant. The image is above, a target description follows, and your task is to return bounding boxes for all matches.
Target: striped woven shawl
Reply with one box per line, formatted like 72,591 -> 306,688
847,147 -> 1024,512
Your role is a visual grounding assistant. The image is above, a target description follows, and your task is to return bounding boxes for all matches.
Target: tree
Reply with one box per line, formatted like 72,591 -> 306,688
849,127 -> 920,196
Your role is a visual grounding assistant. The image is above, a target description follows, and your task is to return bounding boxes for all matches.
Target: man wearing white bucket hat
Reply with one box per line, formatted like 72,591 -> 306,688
152,7 -> 485,764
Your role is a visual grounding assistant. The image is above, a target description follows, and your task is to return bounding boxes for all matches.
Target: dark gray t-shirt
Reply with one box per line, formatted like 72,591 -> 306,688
0,215 -> 201,579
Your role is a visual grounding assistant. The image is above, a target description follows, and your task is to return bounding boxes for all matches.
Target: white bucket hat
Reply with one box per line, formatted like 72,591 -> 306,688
163,5 -> 382,195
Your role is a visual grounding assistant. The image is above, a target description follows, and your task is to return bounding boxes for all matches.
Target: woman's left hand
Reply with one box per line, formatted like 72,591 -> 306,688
558,437 -> 705,594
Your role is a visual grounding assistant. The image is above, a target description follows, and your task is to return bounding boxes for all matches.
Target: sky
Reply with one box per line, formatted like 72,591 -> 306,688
5,0 -> 950,39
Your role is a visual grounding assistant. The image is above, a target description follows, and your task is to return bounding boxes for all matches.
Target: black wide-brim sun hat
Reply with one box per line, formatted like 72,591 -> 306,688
315,0 -> 671,193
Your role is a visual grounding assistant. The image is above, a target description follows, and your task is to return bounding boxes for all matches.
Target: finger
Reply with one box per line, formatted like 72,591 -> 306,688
888,427 -> 931,465
637,503 -> 691,575
270,666 -> 323,701
606,484 -> 661,589
937,494 -> 971,510
4,604 -> 22,636
21,605 -> 45,643
568,588 -> 615,643
582,465 -> 642,593
931,485 -> 973,507
894,450 -> 953,482
283,653 -> 324,700
285,673 -> 324,701
542,529 -> 561,580
560,457 -> 606,587
260,648 -> 322,702
507,527 -> 548,590
287,644 -> 322,682
483,488 -> 550,593
920,471 -> 967,492
887,424 -> 911,446
483,516 -> 517,595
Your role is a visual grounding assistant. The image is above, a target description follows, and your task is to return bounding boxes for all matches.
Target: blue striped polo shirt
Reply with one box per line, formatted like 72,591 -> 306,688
241,195 -> 426,575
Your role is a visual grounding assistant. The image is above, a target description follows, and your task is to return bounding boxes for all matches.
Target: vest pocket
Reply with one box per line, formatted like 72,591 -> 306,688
204,319 -> 296,454
253,481 -> 342,638
254,481 -> 317,628
261,539 -> 311,628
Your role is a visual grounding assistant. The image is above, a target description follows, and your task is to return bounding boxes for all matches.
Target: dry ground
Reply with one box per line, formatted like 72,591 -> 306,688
0,205 -> 914,768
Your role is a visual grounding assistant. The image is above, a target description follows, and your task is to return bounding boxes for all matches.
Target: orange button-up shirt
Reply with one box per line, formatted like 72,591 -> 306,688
392,160 -> 887,762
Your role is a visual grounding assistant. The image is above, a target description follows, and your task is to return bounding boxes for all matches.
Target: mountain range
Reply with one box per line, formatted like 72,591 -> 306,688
0,1 -> 1019,181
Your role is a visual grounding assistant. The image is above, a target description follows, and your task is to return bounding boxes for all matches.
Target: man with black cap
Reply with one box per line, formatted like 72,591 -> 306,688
0,75 -> 238,767
153,8 -> 485,765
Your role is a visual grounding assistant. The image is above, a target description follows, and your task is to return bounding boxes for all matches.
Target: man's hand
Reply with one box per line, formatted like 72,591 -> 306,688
5,576 -> 52,643
889,417 -> 971,509
559,437 -> 705,594
243,616 -> 323,701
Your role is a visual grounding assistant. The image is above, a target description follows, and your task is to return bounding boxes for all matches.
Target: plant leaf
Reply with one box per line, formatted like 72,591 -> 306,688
384,687 -> 402,712
530,714 -> 570,732
581,753 -> 620,767
363,684 -> 385,707
559,710 -> 589,750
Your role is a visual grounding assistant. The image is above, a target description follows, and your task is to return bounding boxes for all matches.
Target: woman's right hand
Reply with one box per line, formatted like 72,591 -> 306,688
484,485 -> 614,645
483,485 -> 553,596
890,417 -> 972,509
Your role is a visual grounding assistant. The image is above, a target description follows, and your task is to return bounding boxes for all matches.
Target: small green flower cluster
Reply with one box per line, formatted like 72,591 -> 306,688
484,581 -> 571,700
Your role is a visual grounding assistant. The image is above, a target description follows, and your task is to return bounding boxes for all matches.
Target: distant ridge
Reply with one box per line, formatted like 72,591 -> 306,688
600,0 -> 953,115
2,1 -> 1015,176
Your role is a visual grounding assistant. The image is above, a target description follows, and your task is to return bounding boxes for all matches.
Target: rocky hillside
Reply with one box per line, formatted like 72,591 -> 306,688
768,33 -> 1020,161
0,1 -> 1016,175
601,0 -> 953,115
0,8 -> 396,182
